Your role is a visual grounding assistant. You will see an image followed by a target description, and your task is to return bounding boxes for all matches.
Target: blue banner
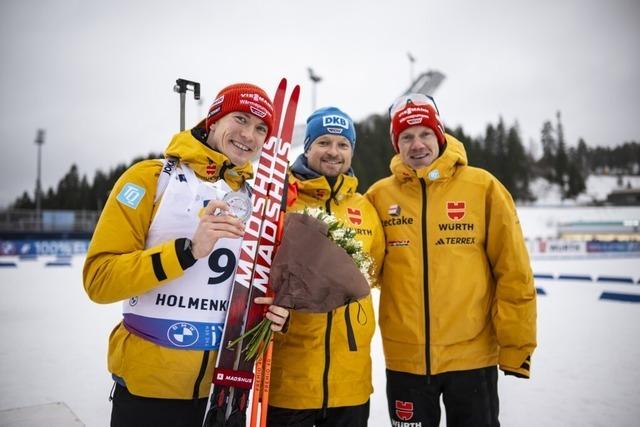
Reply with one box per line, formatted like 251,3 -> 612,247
0,239 -> 89,256
586,241 -> 640,253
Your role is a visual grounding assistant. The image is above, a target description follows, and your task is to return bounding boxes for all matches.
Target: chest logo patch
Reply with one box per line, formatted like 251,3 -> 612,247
347,207 -> 362,225
446,201 -> 466,221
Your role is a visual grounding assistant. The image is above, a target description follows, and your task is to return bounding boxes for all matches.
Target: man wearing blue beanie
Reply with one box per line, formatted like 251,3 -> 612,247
267,107 -> 385,426
295,106 -> 357,180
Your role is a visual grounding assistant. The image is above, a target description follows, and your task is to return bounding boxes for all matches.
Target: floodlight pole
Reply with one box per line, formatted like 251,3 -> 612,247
407,52 -> 416,86
307,68 -> 322,112
34,129 -> 45,230
173,79 -> 201,131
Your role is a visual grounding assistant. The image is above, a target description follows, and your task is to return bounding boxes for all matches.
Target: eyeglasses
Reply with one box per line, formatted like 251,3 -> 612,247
388,93 -> 440,119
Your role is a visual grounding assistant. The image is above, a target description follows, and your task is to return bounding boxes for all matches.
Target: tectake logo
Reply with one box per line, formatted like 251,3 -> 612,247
388,204 -> 401,216
322,115 -> 349,129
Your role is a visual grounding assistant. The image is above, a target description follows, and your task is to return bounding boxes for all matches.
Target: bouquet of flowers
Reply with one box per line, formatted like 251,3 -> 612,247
228,207 -> 374,360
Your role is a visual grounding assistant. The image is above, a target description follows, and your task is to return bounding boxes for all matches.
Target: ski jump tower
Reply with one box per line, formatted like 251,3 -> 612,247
403,69 -> 446,97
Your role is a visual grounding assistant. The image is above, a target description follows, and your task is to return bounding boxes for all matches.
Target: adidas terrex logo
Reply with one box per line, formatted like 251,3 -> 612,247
382,216 -> 414,227
435,237 -> 476,245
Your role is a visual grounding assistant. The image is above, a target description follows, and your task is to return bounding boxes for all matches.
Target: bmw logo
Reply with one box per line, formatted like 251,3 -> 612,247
167,322 -> 199,347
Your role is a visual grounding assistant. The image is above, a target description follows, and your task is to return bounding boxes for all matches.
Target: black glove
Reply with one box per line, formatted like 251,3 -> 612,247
501,355 -> 531,379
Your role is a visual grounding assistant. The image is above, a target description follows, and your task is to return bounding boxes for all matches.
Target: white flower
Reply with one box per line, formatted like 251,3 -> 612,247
302,207 -> 374,286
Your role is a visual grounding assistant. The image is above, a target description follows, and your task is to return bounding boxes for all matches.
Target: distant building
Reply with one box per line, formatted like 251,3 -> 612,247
557,220 -> 640,241
607,188 -> 640,206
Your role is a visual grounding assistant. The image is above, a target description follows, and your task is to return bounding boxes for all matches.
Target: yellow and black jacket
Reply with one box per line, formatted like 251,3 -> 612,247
269,169 -> 385,410
83,123 -> 252,399
366,135 -> 536,378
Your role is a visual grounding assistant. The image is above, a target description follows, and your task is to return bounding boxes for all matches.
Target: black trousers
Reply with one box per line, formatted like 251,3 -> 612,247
267,401 -> 370,427
110,383 -> 208,427
386,367 -> 500,427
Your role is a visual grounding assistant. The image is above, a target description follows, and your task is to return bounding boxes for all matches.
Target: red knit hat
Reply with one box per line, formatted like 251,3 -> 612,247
389,93 -> 445,153
205,83 -> 275,137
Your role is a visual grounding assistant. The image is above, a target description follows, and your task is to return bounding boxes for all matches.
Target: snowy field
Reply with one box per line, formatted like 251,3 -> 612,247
1,254 -> 639,426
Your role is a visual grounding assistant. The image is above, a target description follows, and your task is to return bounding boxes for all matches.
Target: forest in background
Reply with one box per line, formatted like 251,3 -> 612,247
11,112 -> 640,210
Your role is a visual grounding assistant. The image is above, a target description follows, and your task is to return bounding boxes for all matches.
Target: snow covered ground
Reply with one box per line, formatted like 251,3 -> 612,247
1,253 -> 639,426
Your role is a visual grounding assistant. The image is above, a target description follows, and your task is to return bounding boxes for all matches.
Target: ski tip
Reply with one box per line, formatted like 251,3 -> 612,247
278,78 -> 287,89
291,84 -> 301,99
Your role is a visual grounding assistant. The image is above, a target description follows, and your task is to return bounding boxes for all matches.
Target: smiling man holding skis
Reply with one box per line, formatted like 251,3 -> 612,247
83,82 -> 289,427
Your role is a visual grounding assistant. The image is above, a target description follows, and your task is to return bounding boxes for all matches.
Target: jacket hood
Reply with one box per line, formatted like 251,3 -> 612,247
290,169 -> 359,207
390,133 -> 468,184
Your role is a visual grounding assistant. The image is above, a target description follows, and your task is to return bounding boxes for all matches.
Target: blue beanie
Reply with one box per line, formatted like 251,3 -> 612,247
303,107 -> 356,152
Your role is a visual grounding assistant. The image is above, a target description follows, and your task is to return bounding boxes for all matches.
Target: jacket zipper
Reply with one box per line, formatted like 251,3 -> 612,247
192,350 -> 210,399
419,178 -> 431,380
324,176 -> 344,212
322,312 -> 333,415
321,185 -> 346,413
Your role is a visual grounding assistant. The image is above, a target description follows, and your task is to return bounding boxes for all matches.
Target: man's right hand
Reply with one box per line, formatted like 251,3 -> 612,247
191,200 -> 245,259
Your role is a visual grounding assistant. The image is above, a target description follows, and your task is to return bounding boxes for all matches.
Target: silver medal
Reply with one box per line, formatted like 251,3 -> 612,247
221,191 -> 252,224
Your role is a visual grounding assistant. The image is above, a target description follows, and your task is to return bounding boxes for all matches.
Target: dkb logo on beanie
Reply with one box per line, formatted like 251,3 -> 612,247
205,83 -> 275,137
304,107 -> 356,152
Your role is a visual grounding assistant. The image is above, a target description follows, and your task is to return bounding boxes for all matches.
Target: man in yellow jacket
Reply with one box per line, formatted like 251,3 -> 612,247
366,94 -> 537,427
83,83 -> 289,427
267,107 -> 385,426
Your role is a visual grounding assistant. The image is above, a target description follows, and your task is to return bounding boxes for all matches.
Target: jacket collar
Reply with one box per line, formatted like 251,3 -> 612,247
290,155 -> 358,205
163,121 -> 253,191
390,134 -> 468,184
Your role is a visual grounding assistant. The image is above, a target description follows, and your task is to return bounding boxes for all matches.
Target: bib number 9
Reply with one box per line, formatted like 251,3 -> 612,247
207,248 -> 236,285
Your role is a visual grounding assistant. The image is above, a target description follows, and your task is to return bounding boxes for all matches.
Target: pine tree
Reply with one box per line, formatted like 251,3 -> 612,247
351,113 -> 394,192
539,120 -> 556,181
506,126 -> 535,201
554,111 -> 569,197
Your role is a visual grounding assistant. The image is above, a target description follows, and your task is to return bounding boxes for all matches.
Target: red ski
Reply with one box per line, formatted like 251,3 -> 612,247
204,79 -> 300,427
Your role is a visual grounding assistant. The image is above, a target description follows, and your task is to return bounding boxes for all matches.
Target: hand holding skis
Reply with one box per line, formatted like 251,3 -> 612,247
191,200 -> 245,259
253,297 -> 289,332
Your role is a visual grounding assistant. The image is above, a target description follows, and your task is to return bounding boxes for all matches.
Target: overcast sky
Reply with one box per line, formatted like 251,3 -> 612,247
1,0 -> 639,207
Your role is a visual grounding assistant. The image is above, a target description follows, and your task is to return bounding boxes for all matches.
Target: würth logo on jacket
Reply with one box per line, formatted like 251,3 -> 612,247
206,158 -> 217,176
394,400 -> 414,421
347,207 -> 362,225
447,201 -> 466,221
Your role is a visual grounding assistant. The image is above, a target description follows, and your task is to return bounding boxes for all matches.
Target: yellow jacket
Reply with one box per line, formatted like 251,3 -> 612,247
366,135 -> 536,378
269,171 -> 385,409
83,124 -> 252,399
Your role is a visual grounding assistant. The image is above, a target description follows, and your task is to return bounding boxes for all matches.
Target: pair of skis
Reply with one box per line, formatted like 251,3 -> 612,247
204,78 -> 300,427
